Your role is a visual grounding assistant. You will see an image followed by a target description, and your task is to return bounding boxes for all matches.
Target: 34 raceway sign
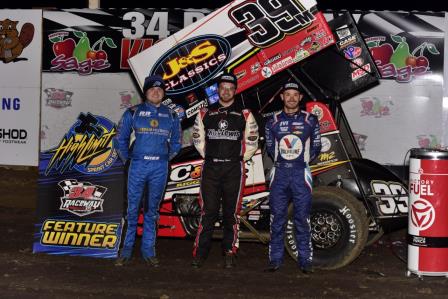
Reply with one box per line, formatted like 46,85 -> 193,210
129,0 -> 335,118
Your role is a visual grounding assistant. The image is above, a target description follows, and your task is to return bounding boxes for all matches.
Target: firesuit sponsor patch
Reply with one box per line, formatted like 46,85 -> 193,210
279,134 -> 303,160
207,129 -> 240,140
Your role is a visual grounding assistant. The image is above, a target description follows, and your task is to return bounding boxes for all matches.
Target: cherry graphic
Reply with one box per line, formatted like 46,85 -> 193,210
369,42 -> 393,66
96,50 -> 107,60
408,42 -> 440,69
416,56 -> 429,68
90,36 -> 116,61
49,35 -> 75,59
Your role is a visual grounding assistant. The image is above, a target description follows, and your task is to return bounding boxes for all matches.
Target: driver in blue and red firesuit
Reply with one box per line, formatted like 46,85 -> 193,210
114,75 -> 182,267
265,82 -> 321,273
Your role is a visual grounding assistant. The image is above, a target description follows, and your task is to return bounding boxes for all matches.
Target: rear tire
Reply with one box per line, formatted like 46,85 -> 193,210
285,186 -> 369,269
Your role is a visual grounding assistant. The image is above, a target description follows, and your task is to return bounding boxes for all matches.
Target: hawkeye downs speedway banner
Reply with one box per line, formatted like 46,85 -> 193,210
0,10 -> 41,166
128,0 -> 335,118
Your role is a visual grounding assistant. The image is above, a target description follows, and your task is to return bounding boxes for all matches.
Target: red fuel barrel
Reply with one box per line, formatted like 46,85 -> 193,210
408,148 -> 448,277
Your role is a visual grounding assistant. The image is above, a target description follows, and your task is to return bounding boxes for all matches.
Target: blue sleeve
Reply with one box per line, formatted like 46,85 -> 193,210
310,117 -> 321,161
265,117 -> 275,159
114,109 -> 133,162
169,113 -> 182,160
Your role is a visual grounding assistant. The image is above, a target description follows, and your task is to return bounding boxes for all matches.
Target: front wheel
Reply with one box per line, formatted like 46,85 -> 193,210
284,186 -> 369,269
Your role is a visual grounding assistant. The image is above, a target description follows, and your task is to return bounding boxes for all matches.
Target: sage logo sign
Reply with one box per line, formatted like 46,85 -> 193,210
150,35 -> 231,95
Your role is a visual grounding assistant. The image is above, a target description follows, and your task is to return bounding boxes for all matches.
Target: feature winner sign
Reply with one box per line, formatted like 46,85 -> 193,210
34,113 -> 123,258
129,0 -> 335,119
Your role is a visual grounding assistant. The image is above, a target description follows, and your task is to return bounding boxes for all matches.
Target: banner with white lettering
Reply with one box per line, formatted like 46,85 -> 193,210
0,10 -> 42,166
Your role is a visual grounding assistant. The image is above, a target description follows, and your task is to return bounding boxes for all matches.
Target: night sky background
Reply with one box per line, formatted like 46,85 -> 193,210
5,0 -> 447,12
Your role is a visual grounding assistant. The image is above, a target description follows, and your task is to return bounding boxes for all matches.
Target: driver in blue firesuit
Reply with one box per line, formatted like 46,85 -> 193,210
265,82 -> 321,273
114,75 -> 182,267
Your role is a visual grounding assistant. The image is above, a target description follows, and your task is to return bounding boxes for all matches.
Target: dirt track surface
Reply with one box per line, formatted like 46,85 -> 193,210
1,168 -> 448,298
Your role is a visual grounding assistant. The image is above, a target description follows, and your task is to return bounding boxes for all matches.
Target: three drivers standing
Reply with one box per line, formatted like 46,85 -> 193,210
116,72 -> 321,273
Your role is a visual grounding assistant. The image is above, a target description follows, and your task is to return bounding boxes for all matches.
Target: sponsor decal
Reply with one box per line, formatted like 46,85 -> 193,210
40,219 -> 120,249
235,69 -> 246,79
279,134 -> 303,160
250,62 -> 261,74
371,180 -> 408,215
320,120 -> 330,131
309,41 -> 320,51
272,56 -> 295,72
49,31 -> 117,75
337,35 -> 357,49
263,53 -> 281,66
411,198 -> 435,230
186,100 -> 208,118
339,206 -> 357,244
150,35 -> 231,95
343,46 -> 362,60
317,151 -> 336,164
335,27 -> 351,39
120,38 -> 153,69
295,48 -> 310,60
44,88 -> 73,109
0,19 -> 34,63
313,29 -> 327,40
300,36 -> 312,46
320,137 -> 331,153
175,180 -> 200,188
170,163 -> 202,182
360,97 -> 393,118
45,113 -> 118,175
59,179 -> 107,217
1,97 -> 20,111
261,66 -> 272,78
367,35 -> 440,83
229,0 -> 316,48
310,104 -> 324,121
150,119 -> 159,127
162,98 -> 186,120
351,63 -> 371,81
0,128 -> 28,144
185,92 -> 198,106
350,57 -> 364,69
119,91 -> 140,109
